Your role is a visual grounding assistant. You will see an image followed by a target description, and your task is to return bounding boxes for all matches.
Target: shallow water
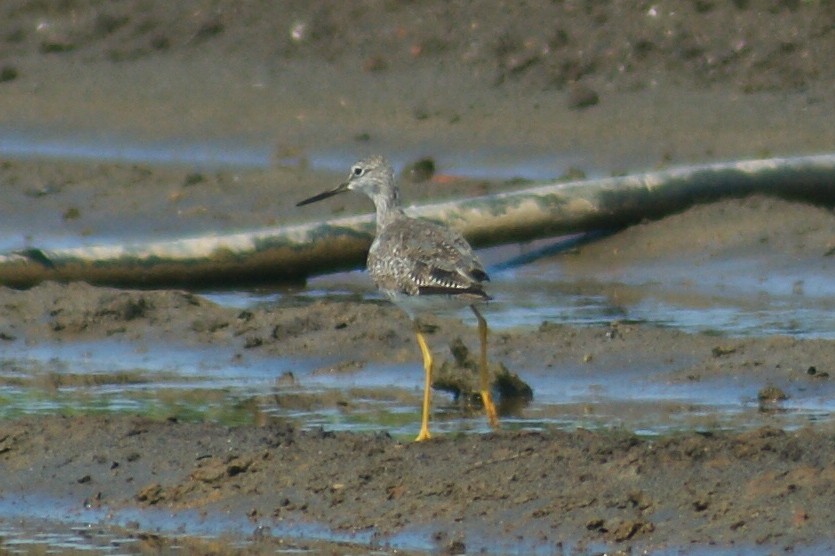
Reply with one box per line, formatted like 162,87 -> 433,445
0,125 -> 274,169
3,313 -> 832,438
0,124 -> 605,181
8,253 -> 831,478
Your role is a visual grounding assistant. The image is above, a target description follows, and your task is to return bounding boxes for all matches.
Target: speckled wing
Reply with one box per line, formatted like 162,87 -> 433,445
367,216 -> 489,300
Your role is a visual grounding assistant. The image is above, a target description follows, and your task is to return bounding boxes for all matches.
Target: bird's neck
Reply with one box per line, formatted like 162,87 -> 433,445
373,191 -> 405,232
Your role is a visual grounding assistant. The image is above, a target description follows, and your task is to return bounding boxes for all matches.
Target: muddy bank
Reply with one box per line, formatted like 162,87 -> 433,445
2,415 -> 835,553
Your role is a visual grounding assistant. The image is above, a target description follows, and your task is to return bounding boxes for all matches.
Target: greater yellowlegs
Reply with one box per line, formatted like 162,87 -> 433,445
297,155 -> 499,441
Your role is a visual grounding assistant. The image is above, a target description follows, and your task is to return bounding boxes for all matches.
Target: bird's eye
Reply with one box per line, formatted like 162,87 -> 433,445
352,166 -> 364,176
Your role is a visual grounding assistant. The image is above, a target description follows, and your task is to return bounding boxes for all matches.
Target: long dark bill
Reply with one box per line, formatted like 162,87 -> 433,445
296,181 -> 350,207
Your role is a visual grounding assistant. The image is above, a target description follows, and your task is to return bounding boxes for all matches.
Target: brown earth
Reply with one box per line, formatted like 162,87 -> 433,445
3,415 -> 835,554
1,0 -> 835,553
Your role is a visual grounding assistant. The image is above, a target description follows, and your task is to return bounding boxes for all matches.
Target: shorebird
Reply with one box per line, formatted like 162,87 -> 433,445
297,155 -> 499,441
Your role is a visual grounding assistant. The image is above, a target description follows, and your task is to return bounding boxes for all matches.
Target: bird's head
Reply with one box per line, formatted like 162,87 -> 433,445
296,155 -> 395,207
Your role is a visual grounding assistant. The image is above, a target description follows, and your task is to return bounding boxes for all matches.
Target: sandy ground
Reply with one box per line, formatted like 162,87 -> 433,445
1,1 -> 835,553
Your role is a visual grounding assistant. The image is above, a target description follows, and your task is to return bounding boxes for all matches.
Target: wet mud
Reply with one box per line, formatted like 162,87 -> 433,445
3,414 -> 835,554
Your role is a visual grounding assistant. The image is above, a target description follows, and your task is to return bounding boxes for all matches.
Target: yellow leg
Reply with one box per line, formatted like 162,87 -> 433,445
472,306 -> 499,429
414,324 -> 433,442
